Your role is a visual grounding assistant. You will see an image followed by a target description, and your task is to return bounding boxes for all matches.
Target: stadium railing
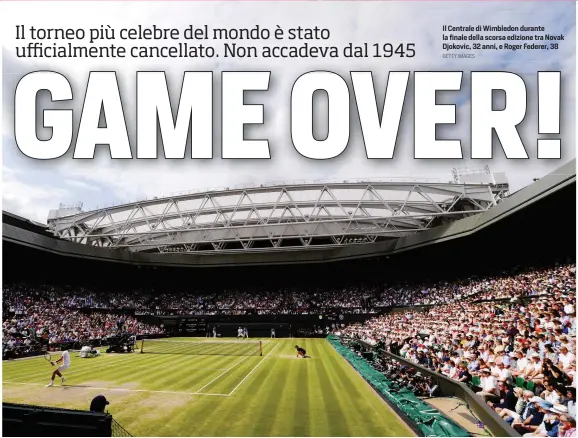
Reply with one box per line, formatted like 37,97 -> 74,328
328,336 -> 466,437
355,339 -> 522,438
111,418 -> 133,437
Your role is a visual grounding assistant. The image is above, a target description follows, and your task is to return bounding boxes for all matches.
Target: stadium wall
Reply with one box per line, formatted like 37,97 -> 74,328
140,314 -> 369,338
2,403 -> 115,437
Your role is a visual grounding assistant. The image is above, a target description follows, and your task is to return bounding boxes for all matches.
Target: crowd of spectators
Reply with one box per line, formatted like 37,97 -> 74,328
3,261 -> 574,377
2,288 -> 164,359
339,264 -> 576,432
3,263 -> 574,316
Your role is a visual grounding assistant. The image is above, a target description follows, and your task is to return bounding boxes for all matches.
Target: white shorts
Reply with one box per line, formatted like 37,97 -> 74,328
58,364 -> 70,373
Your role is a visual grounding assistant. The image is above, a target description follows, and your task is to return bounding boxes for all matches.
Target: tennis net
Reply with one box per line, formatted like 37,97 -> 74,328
140,339 -> 263,356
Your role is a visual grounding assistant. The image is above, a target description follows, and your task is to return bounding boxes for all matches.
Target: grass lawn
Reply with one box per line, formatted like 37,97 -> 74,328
2,338 -> 413,437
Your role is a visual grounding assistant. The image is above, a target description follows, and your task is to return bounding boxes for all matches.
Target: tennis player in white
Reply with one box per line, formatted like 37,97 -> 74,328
46,350 -> 70,387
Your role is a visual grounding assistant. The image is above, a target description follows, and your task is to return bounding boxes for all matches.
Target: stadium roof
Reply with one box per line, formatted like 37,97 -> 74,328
2,211 -> 50,235
45,171 -> 509,254
2,159 -> 574,267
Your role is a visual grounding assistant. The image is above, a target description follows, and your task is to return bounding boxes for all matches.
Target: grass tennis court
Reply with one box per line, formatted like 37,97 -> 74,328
2,338 -> 413,436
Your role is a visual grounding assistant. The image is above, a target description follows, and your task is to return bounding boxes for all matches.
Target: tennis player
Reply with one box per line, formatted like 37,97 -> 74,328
295,345 -> 307,358
46,350 -> 70,387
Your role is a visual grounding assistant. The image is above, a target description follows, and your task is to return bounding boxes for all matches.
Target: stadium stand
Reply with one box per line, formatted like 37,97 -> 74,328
3,261 -> 574,353
4,262 -> 574,314
336,266 -> 576,434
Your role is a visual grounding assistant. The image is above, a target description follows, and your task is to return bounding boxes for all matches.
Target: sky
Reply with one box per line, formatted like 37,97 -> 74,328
1,1 -> 576,224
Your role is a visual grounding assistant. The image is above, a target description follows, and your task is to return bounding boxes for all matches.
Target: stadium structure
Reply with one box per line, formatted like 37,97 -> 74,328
5,161 -> 572,270
45,167 -> 509,255
2,160 -> 576,438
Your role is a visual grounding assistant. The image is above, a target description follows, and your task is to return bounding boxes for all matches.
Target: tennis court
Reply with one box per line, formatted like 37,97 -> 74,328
2,338 -> 413,436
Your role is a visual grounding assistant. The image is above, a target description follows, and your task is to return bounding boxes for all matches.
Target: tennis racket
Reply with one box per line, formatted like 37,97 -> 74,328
44,352 -> 54,366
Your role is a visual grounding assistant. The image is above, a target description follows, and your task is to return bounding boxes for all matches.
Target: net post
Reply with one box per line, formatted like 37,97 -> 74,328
259,341 -> 262,356
140,339 -> 144,354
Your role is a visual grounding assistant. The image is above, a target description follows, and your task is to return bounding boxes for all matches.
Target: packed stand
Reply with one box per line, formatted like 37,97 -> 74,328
3,263 -> 574,316
339,269 -> 576,431
3,286 -> 165,359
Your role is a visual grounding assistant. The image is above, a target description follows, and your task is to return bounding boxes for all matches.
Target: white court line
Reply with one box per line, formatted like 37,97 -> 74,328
2,381 -> 229,397
2,342 -> 265,363
227,342 -> 281,396
193,354 -> 254,394
144,340 -> 269,344
6,362 -> 230,381
77,363 -> 230,371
